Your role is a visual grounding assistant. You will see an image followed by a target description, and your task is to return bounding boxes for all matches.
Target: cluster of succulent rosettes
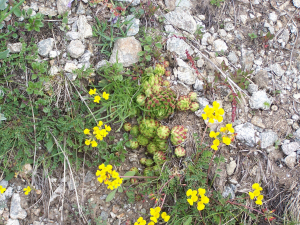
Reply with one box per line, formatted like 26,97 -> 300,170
186,188 -> 210,211
134,207 -> 170,225
153,151 -> 166,164
96,164 -> 123,190
123,122 -> 132,132
202,101 -> 225,123
177,92 -> 200,112
139,118 -> 159,139
130,125 -> 139,137
84,121 -> 111,147
137,134 -> 149,146
154,64 -> 166,76
170,125 -> 188,146
175,146 -> 186,157
125,138 -> 139,149
209,123 -> 235,150
88,88 -> 109,103
249,183 -> 264,205
156,125 -> 170,139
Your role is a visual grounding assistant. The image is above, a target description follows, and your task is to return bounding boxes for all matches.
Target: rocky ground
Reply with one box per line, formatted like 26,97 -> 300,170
2,0 -> 300,224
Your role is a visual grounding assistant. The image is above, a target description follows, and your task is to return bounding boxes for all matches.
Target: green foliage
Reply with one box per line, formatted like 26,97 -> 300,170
92,62 -> 142,129
24,12 -> 44,32
93,16 -> 132,57
0,0 -> 24,30
138,31 -> 163,63
210,0 -> 224,7
248,32 -> 258,40
195,25 -> 204,40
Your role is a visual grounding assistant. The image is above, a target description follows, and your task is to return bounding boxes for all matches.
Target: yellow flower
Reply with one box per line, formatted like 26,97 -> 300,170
253,189 -> 260,197
222,136 -> 231,145
186,189 -> 193,196
0,185 -> 6,194
150,207 -> 161,218
94,95 -> 101,103
161,212 -> 170,222
213,139 -> 220,146
83,129 -> 90,135
211,144 -> 218,150
255,200 -> 263,205
135,217 -> 146,225
198,188 -> 206,196
209,131 -> 220,138
23,186 -> 31,195
226,124 -> 235,133
105,125 -> 111,131
148,222 -> 155,225
249,192 -> 255,200
212,101 -> 220,109
197,202 -> 205,211
202,113 -> 208,120
257,195 -> 264,201
150,217 -> 158,223
98,121 -> 103,127
103,92 -> 109,100
89,88 -> 97,95
220,127 -> 227,132
91,140 -> 98,147
201,195 -> 209,204
85,139 -> 91,145
187,198 -> 194,206
252,183 -> 262,191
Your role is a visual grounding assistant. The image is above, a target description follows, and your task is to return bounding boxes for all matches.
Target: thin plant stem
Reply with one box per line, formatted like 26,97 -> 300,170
207,150 -> 217,187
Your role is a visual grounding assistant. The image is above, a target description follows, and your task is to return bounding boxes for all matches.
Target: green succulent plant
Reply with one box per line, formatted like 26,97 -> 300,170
130,125 -> 139,137
177,95 -> 191,111
139,118 -> 159,139
153,151 -> 166,164
147,142 -> 158,154
157,125 -> 170,139
153,137 -> 168,151
137,135 -> 149,146
171,125 -> 188,146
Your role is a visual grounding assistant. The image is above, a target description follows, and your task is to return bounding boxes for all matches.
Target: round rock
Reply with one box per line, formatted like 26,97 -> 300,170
67,40 -> 85,58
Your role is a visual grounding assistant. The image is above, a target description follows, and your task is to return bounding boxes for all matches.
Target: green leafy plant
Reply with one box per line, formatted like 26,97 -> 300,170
0,0 -> 23,31
25,12 -> 44,32
248,32 -> 258,40
210,0 -> 224,7
138,33 -> 163,63
261,31 -> 274,48
195,25 -> 204,40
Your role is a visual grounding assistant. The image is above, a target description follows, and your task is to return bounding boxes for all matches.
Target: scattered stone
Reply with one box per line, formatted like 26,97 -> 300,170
100,211 -> 109,222
10,193 -> 27,220
270,63 -> 285,76
84,171 -> 94,183
0,180 -> 8,188
22,164 -> 32,174
116,0 -> 140,6
224,23 -> 234,31
284,152 -> 296,169
197,59 -> 204,68
76,2 -> 85,15
254,70 -> 269,88
95,60 -> 109,70
193,79 -> 204,91
293,122 -> 300,130
4,187 -> 14,198
37,38 -> 54,57
109,37 -> 141,67
292,115 -> 299,121
49,50 -> 61,58
39,7 -> 57,16
66,31 -> 80,40
247,84 -> 258,95
164,8 -> 197,34
278,29 -> 290,47
213,39 -> 228,52
7,43 -> 22,53
30,2 -> 38,11
126,15 -> 139,36
226,161 -> 236,176
219,29 -> 227,38
251,116 -> 265,129
222,184 -> 236,199
67,179 -> 79,191
7,219 -> 20,225
293,0 -> 300,8
64,62 -> 78,72
234,123 -> 257,147
271,105 -> 278,111
167,36 -> 194,59
242,49 -> 254,71
240,15 -> 247,24
260,131 -> 278,149
67,40 -> 85,58
287,119 -> 294,125
57,0 -> 70,15
174,58 -> 196,85
165,0 -> 176,11
269,12 -> 278,22
249,90 -> 273,110
282,142 -> 300,155
227,51 -> 238,64
293,93 -> 300,100
33,222 -> 44,225
201,33 -> 212,46
77,15 -> 93,39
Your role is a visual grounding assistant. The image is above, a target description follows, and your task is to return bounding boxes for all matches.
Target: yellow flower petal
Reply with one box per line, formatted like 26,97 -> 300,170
249,192 -> 255,200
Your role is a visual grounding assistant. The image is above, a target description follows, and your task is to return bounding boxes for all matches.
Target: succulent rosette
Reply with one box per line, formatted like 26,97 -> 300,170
123,122 -> 131,132
177,95 -> 191,111
147,142 -> 158,154
139,118 -> 159,139
162,80 -> 171,87
154,64 -> 165,76
188,92 -> 197,102
130,167 -> 139,175
136,94 -> 146,106
190,102 -> 200,112
143,167 -> 154,178
140,158 -> 147,165
157,125 -> 170,139
145,158 -> 154,167
171,125 -> 188,146
137,135 -> 149,146
152,164 -> 161,176
130,178 -> 138,184
130,125 -> 140,137
144,87 -> 177,120
153,151 -> 166,164
165,70 -> 171,77
163,60 -> 170,68
175,146 -> 186,157
125,138 -> 139,149
154,137 -> 168,151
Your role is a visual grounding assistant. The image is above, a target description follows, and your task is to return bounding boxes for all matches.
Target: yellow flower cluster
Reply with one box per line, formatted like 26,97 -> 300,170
23,186 -> 31,195
134,207 -> 170,225
209,124 -> 235,150
186,188 -> 209,211
249,183 -> 263,205
0,185 -> 6,194
84,121 -> 111,147
89,88 -> 109,103
96,164 -> 123,190
202,101 -> 224,123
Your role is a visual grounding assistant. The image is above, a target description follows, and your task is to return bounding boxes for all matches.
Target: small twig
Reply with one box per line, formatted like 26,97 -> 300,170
120,176 -> 158,179
207,150 -> 217,187
227,200 -> 263,215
